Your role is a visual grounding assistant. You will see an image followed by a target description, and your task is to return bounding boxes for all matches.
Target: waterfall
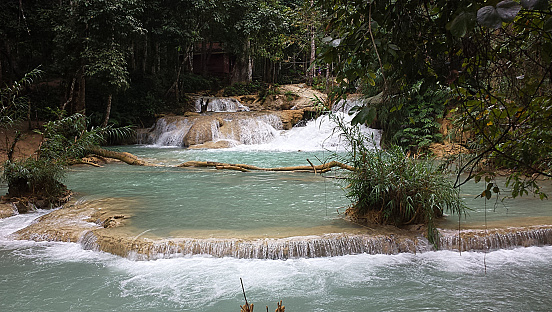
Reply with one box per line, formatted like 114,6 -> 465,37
139,116 -> 194,146
439,227 -> 552,252
139,113 -> 283,147
80,232 -> 425,260
76,226 -> 552,260
237,112 -> 381,152
194,97 -> 250,113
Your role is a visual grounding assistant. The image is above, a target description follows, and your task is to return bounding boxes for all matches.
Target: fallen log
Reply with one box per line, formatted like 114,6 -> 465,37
85,148 -> 355,173
177,160 -> 355,173
88,148 -> 159,167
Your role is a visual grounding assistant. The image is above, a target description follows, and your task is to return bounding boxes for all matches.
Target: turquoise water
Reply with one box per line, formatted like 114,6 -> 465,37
66,148 -> 352,238
66,146 -> 552,236
2,225 -> 552,311
2,145 -> 552,311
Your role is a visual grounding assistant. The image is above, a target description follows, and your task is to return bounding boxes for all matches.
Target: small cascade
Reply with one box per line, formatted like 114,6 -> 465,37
194,97 -> 250,113
75,226 -> 552,260
139,116 -> 194,146
217,114 -> 282,145
140,112 -> 283,147
246,112 -> 381,152
332,98 -> 365,114
438,227 -> 552,252
80,232 -> 425,260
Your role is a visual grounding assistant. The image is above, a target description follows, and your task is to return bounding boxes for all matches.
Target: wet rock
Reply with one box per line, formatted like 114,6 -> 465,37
103,215 -> 127,228
188,140 -> 236,149
0,202 -> 17,219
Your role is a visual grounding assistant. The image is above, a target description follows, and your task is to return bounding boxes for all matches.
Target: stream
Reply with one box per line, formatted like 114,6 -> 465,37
1,110 -> 552,311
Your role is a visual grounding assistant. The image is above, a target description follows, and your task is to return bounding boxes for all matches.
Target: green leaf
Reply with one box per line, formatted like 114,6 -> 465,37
477,6 -> 503,29
388,43 -> 399,51
520,0 -> 549,10
449,12 -> 476,37
351,107 -> 377,126
496,0 -> 522,22
544,18 -> 552,32
485,189 -> 492,200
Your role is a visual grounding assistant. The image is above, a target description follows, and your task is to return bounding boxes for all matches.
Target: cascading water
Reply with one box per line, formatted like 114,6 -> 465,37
237,112 -> 380,152
3,95 -> 552,310
194,96 -> 250,113
139,112 -> 284,147
140,110 -> 380,151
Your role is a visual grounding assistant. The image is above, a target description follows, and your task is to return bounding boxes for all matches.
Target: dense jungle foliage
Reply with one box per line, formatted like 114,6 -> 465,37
1,1 -> 551,231
319,0 -> 552,199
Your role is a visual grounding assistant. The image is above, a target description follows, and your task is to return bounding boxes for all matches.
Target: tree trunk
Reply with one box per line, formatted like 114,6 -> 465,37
177,160 -> 355,173
61,76 -> 76,111
142,35 -> 147,74
130,41 -> 136,71
89,147 -> 156,166
101,93 -> 112,127
308,0 -> 316,85
201,40 -> 208,76
75,67 -> 86,114
231,40 -> 252,84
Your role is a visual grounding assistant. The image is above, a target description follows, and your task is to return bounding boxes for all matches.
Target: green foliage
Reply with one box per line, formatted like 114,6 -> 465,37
180,73 -> 220,93
385,85 -> 448,152
2,158 -> 66,200
1,113 -> 133,204
335,116 -> 467,247
319,0 -> 552,199
450,3 -> 552,196
37,114 -> 132,161
223,81 -> 268,96
0,67 -> 43,128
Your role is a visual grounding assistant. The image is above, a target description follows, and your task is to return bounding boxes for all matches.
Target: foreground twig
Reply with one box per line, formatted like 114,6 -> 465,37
240,278 -> 254,312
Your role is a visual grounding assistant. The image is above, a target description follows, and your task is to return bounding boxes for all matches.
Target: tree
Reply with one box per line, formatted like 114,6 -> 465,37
318,0 -> 552,198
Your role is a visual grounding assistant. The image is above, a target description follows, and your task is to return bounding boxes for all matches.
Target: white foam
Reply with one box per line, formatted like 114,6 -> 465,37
229,112 -> 381,152
195,97 -> 250,112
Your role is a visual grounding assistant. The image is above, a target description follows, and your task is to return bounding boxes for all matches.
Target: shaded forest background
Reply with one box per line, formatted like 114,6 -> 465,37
1,0 -> 324,127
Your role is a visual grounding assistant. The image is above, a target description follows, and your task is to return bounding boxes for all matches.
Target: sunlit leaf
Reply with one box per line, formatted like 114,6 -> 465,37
485,189 -> 492,199
544,18 -> 552,32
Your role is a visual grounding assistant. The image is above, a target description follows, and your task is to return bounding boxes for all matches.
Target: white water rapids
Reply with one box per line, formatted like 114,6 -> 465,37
2,98 -> 552,311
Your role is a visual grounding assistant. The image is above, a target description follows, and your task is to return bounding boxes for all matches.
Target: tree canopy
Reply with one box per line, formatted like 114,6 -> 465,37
319,0 -> 552,197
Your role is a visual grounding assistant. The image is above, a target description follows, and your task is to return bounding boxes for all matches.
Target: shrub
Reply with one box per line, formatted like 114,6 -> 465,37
2,158 -> 66,201
222,81 -> 267,96
1,114 -> 132,207
335,115 -> 467,246
375,82 -> 449,153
